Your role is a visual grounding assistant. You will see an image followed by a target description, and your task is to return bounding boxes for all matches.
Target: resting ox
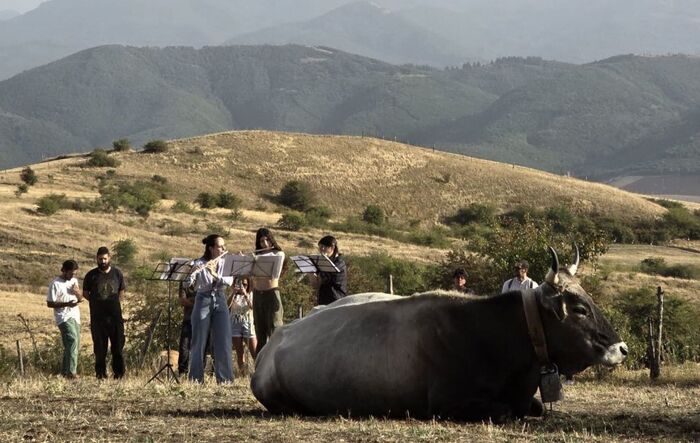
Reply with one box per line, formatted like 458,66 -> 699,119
251,247 -> 628,421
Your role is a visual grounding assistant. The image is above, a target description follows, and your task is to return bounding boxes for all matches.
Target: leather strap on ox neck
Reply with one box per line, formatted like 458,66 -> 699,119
522,289 -> 550,367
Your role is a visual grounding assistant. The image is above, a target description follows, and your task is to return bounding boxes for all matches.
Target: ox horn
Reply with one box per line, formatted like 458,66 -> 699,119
544,246 -> 560,285
567,244 -> 580,276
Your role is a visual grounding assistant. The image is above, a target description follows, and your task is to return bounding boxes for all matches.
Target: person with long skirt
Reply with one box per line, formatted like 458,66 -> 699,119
185,234 -> 233,384
252,227 -> 285,353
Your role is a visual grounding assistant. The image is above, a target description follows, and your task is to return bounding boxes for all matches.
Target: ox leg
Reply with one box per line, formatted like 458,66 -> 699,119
510,396 -> 543,418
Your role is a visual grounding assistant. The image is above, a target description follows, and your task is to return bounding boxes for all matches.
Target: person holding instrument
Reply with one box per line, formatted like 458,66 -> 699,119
46,259 -> 82,379
229,276 -> 257,374
252,227 -> 285,353
309,235 -> 347,306
185,234 -> 233,384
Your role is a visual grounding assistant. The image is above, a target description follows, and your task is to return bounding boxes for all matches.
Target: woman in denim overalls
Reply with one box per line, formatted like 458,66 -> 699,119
185,234 -> 234,383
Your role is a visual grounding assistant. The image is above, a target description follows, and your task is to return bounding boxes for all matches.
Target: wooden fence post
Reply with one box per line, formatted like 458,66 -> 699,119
386,274 -> 393,295
297,304 -> 303,319
16,340 -> 24,376
649,286 -> 665,379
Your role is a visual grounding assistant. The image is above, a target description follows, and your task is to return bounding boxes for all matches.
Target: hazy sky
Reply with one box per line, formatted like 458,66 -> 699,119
0,0 -> 45,13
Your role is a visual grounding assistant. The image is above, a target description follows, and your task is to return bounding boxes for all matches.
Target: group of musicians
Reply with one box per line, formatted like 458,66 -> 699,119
46,228 -> 347,382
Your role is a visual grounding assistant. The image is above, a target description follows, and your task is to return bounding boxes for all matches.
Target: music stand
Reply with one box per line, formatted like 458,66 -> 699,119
290,254 -> 340,274
145,258 -> 193,385
222,253 -> 286,278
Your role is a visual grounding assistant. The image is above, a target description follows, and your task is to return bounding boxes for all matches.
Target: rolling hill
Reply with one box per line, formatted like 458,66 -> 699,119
3,45 -> 700,193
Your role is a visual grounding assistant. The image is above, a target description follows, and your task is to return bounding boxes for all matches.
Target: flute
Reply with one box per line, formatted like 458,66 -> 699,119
189,251 -> 228,280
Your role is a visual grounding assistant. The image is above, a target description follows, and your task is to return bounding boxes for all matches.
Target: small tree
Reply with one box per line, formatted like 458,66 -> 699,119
20,167 -> 37,186
112,239 -> 138,266
279,181 -> 315,211
142,140 -> 169,153
112,138 -> 131,152
362,205 -> 385,226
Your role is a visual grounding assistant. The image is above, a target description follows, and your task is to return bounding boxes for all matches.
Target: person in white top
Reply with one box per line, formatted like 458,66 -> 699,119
184,234 -> 234,384
501,260 -> 539,293
46,260 -> 82,378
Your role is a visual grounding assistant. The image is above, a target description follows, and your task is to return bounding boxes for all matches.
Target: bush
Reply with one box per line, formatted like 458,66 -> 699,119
609,287 -> 700,367
112,138 -> 131,152
279,181 -> 315,211
36,194 -> 67,215
20,167 -> 37,186
112,239 -> 138,266
449,203 -> 497,225
151,175 -> 168,185
15,183 -> 28,197
142,140 -> 169,153
195,192 -> 217,209
640,257 -> 666,275
99,181 -> 161,216
172,200 -> 195,214
278,211 -> 307,231
305,205 -> 333,226
362,205 -> 385,226
86,149 -> 120,168
216,189 -> 242,210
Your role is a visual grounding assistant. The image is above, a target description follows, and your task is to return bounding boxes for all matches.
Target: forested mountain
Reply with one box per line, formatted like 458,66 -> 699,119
1,45 -> 700,187
225,2 -> 467,67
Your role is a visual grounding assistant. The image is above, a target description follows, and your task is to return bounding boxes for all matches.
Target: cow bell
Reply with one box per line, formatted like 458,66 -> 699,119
539,365 -> 563,403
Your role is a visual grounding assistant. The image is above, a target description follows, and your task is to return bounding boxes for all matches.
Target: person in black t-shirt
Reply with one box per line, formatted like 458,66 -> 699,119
309,235 -> 347,306
82,246 -> 127,379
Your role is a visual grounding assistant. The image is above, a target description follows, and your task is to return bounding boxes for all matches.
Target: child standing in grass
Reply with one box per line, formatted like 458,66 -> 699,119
46,260 -> 82,379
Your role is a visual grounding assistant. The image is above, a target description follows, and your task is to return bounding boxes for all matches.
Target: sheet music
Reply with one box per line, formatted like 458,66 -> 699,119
290,254 -> 340,274
155,258 -> 193,281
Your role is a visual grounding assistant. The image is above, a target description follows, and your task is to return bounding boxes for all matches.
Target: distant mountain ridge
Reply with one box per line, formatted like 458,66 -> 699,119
2,0 -> 700,80
1,45 -> 700,191
225,1 -> 468,67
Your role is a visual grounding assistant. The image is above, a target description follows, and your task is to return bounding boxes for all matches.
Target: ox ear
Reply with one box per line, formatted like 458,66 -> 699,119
541,293 -> 568,321
544,246 -> 560,285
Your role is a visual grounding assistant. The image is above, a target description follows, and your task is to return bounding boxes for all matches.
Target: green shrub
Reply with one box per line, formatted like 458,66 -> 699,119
142,140 -> 169,153
640,257 -> 666,275
278,211 -> 307,231
216,189 -> 242,210
151,175 -> 168,185
172,200 -> 195,214
609,287 -> 700,367
86,149 -> 120,168
15,183 -> 28,197
36,194 -> 67,215
362,205 -> 385,226
449,203 -> 497,225
305,205 -> 333,226
112,239 -> 138,266
20,166 -> 37,186
279,181 -> 315,211
195,192 -> 217,209
112,138 -> 131,152
99,181 -> 161,216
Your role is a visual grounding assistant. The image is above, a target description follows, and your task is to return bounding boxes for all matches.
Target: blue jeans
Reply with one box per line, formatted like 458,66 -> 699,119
189,290 -> 233,383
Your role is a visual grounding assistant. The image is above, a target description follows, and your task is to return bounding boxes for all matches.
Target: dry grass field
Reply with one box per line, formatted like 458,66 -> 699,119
1,130 -> 698,441
0,366 -> 698,442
